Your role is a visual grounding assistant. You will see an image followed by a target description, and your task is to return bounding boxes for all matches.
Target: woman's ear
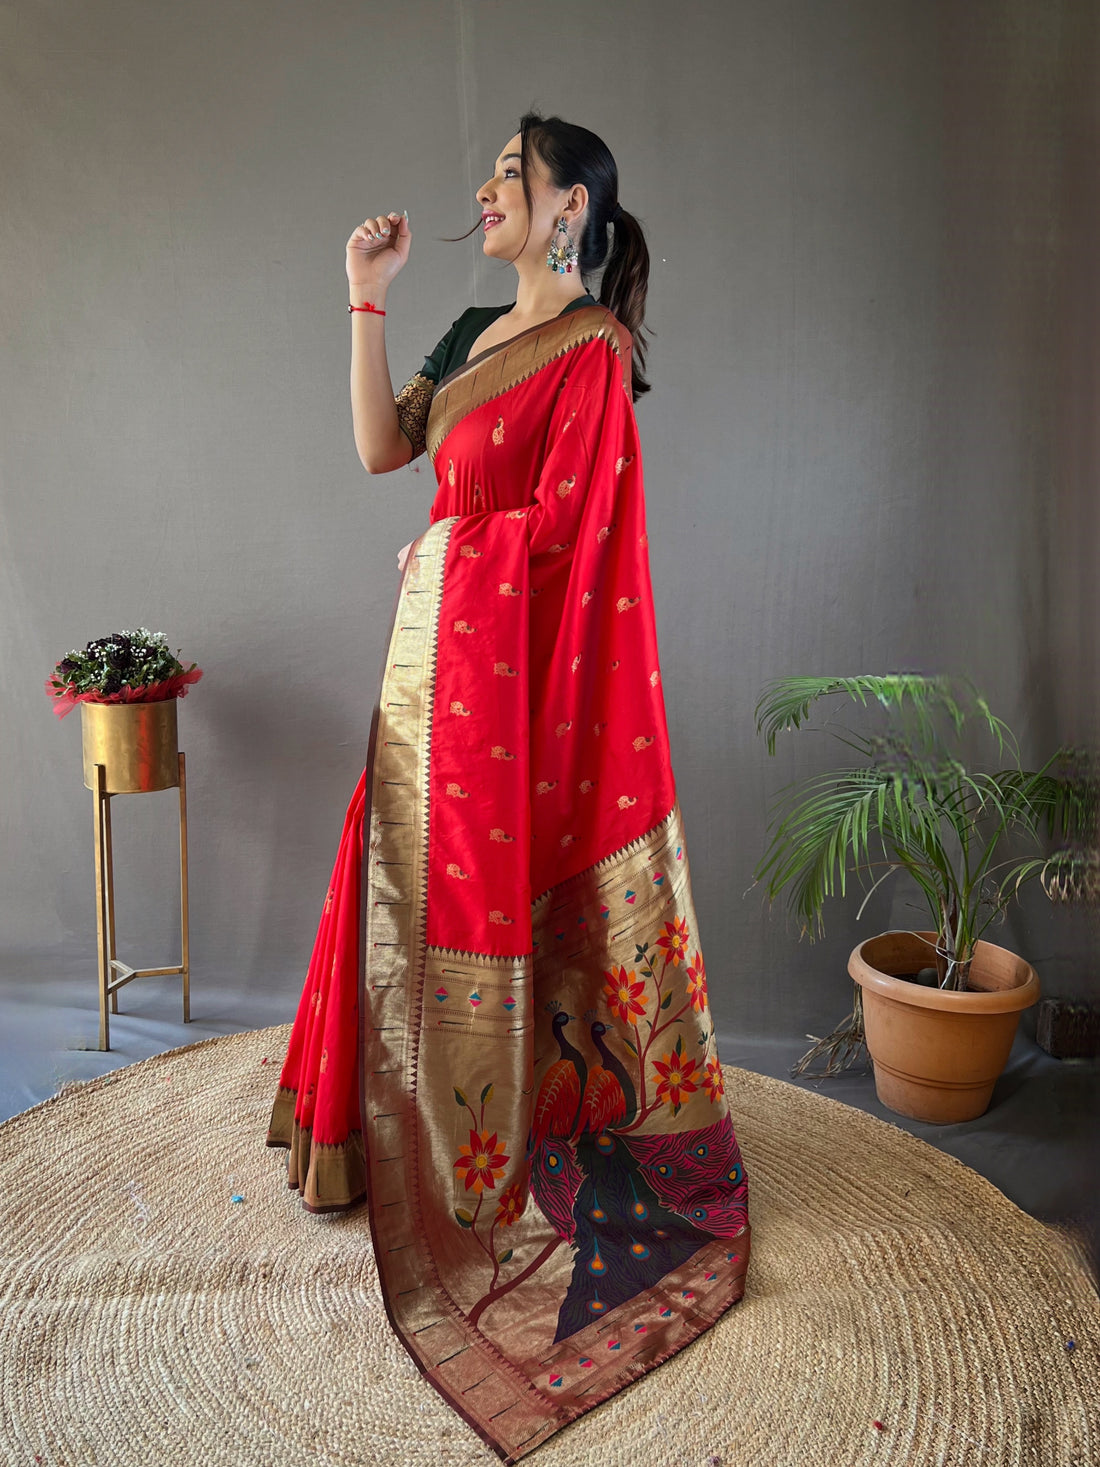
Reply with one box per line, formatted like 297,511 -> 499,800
565,184 -> 589,228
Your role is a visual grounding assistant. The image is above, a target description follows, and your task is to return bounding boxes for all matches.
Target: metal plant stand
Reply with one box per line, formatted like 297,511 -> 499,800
82,701 -> 191,1051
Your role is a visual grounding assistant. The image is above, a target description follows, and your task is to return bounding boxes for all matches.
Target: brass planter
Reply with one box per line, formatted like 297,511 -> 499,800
80,699 -> 179,793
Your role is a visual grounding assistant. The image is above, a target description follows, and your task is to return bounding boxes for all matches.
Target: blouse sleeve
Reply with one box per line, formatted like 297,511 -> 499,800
393,318 -> 460,461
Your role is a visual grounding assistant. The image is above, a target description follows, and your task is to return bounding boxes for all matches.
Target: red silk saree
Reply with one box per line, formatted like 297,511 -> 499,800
268,304 -> 750,1462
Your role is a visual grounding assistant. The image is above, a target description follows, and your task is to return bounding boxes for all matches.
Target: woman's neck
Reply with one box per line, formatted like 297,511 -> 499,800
509,258 -> 589,321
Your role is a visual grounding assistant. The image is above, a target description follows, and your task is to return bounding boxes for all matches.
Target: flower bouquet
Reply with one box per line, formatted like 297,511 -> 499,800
46,629 -> 202,718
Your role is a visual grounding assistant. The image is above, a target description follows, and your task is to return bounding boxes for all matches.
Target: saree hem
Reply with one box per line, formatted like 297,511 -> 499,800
266,1085 -> 367,1212
382,1226 -> 751,1465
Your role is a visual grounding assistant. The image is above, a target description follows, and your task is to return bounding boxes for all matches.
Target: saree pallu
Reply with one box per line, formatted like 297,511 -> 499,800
268,305 -> 750,1463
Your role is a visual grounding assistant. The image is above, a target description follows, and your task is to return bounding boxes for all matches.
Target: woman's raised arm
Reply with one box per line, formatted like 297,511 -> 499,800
346,210 -> 414,474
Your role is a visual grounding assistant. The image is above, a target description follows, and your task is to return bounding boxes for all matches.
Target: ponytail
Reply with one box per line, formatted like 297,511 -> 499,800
596,209 -> 651,402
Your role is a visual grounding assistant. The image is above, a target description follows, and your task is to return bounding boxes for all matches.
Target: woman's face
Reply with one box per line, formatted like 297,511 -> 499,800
476,132 -> 586,268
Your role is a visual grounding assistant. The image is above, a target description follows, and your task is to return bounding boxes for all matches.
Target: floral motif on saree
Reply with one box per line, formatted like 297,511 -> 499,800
268,304 -> 750,1463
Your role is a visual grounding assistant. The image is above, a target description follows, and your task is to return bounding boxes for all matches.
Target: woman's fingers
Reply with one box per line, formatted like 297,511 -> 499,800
366,212 -> 401,239
355,217 -> 384,248
351,212 -> 408,251
348,223 -> 376,252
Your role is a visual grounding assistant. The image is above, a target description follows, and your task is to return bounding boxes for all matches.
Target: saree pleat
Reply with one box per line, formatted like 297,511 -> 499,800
268,305 -> 750,1462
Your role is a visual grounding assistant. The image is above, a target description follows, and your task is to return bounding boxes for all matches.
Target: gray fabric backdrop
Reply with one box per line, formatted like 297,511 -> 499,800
3,0 -> 1096,1054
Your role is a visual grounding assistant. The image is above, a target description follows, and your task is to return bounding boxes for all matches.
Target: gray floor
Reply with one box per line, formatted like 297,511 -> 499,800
2,939 -> 1097,1252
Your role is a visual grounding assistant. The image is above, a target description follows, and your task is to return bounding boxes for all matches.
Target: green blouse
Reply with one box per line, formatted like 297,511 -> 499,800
394,293 -> 597,459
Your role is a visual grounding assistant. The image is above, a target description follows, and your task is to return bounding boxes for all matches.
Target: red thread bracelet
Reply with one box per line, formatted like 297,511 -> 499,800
348,301 -> 386,316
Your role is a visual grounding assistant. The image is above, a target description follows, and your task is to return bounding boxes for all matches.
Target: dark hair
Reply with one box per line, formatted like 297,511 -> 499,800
446,112 -> 652,401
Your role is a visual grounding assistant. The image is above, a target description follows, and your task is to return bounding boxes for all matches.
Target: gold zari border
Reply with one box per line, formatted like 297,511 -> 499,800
267,1085 -> 367,1212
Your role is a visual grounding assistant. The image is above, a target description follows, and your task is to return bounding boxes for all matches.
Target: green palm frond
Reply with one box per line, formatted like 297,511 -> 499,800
753,674 -> 1009,756
753,674 -> 1096,988
995,761 -> 1097,841
754,766 -> 956,940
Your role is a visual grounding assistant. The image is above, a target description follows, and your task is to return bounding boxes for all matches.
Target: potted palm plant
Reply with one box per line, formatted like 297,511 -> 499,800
753,675 -> 1093,1123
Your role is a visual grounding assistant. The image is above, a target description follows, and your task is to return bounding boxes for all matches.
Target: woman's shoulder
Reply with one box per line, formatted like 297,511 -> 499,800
423,304 -> 513,382
450,302 -> 515,333
444,298 -> 624,342
556,304 -> 633,389
434,302 -> 512,344
568,302 -> 631,352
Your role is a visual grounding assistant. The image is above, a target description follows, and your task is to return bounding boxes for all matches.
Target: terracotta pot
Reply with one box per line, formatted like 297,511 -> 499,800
80,699 -> 180,793
848,929 -> 1040,1124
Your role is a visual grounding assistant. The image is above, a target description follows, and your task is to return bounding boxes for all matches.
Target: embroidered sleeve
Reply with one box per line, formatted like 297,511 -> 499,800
394,371 -> 436,460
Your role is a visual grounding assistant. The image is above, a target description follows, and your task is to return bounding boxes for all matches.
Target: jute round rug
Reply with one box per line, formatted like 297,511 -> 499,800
1,1026 -> 1096,1467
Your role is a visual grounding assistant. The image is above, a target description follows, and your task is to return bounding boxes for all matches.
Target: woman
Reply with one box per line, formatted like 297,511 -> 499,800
267,113 -> 750,1464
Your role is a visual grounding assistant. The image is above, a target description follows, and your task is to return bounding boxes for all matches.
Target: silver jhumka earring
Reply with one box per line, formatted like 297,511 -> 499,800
546,215 -> 579,274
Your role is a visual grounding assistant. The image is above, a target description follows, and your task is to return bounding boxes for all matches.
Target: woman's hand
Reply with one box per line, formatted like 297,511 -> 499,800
347,211 -> 411,292
397,540 -> 414,572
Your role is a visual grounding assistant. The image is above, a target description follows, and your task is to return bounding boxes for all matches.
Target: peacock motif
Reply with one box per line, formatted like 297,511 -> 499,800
453,914 -> 747,1338
527,1003 -> 587,1241
526,997 -> 749,1343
